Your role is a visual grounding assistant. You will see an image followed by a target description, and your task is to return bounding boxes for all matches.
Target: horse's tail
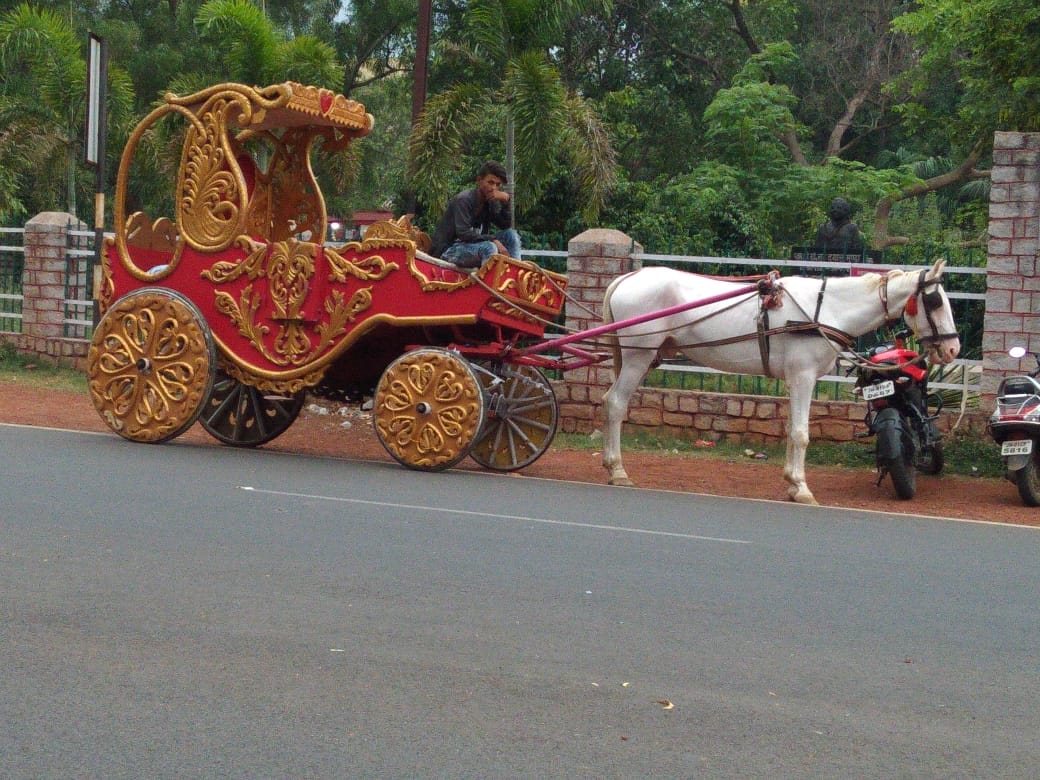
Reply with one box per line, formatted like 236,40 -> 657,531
603,272 -> 635,380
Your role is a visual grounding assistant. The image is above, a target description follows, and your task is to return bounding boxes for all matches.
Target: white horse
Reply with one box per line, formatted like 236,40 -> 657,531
601,259 -> 960,504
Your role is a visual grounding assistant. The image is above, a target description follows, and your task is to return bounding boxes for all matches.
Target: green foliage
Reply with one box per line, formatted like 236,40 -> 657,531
195,0 -> 340,87
0,0 -> 1020,263
409,0 -> 617,224
893,0 -> 1040,143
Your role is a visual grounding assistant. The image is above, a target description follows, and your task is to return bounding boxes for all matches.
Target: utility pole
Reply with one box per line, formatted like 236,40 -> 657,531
412,0 -> 432,127
407,0 -> 433,215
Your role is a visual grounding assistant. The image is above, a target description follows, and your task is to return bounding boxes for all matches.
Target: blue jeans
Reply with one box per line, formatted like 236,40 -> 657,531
440,229 -> 521,268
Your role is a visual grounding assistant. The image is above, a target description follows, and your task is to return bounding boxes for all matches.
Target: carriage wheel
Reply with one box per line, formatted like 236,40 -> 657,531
470,363 -> 559,471
373,348 -> 485,471
198,367 -> 306,446
87,288 -> 216,443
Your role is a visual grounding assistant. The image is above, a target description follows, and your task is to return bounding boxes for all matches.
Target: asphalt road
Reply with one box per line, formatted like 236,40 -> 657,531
2,423 -> 1038,779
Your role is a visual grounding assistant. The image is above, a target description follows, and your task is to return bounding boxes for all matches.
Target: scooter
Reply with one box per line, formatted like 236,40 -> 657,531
853,330 -> 945,500
988,346 -> 1040,506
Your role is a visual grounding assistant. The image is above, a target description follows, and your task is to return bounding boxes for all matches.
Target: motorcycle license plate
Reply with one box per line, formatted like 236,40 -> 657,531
1002,439 -> 1033,457
862,380 -> 895,401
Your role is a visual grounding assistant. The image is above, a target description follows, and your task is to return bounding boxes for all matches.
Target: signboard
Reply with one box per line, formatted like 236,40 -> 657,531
85,33 -> 107,167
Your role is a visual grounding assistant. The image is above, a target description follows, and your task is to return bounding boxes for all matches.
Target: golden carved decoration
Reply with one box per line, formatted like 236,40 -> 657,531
214,286 -> 269,348
111,82 -> 372,281
405,260 -> 478,292
313,288 -> 372,353
87,289 -> 215,443
98,235 -> 116,314
220,359 -> 323,395
268,240 -> 317,321
479,255 -> 568,314
208,240 -> 374,367
200,236 -> 268,284
126,213 -> 179,253
176,94 -> 251,251
363,214 -> 431,251
374,348 -> 486,471
486,299 -> 540,325
325,247 -> 399,282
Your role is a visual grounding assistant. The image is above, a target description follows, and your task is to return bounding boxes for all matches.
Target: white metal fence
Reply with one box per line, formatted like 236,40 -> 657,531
0,227 -> 24,333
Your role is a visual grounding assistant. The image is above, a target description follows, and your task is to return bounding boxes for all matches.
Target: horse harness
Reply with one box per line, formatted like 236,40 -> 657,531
666,268 -> 950,378
879,268 -> 957,347
753,274 -> 855,377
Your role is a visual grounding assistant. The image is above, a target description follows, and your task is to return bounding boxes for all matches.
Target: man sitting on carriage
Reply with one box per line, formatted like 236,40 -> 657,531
429,160 -> 522,269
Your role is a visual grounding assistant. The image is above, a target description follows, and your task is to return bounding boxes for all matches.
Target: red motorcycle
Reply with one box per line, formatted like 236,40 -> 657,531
853,330 -> 945,499
988,347 -> 1040,506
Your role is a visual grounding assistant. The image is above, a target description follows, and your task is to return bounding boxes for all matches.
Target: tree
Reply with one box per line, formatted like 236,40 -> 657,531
0,2 -> 133,221
409,0 -> 617,224
330,0 -> 418,96
871,0 -> 1040,246
195,0 -> 340,87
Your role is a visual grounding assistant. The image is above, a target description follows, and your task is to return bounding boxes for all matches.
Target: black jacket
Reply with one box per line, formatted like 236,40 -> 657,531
429,188 -> 511,257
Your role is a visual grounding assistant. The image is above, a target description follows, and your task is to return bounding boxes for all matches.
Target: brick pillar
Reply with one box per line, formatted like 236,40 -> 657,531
557,228 -> 641,433
19,211 -> 88,365
984,132 -> 1040,397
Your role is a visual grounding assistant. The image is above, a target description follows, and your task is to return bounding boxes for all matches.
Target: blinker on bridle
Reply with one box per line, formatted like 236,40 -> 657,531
906,269 -> 958,346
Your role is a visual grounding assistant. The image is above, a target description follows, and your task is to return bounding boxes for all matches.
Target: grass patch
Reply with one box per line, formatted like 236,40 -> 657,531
555,424 -> 1006,479
0,338 -> 87,392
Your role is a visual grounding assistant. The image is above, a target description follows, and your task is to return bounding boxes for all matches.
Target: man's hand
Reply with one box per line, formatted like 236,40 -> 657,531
489,189 -> 510,203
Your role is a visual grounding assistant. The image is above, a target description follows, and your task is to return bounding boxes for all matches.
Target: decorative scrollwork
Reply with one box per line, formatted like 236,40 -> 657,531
268,240 -> 317,321
177,97 -> 243,251
220,359 -> 323,395
214,286 -> 270,351
200,237 -> 268,284
313,288 -> 372,353
325,247 -> 399,282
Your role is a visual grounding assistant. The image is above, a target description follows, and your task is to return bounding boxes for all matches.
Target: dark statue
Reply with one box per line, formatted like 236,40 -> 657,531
813,197 -> 864,255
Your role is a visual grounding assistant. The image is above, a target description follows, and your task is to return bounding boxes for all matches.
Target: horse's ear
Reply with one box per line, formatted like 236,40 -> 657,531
929,258 -> 946,280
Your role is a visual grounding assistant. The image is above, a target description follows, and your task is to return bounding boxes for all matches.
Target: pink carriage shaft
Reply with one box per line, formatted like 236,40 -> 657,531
516,281 -> 760,362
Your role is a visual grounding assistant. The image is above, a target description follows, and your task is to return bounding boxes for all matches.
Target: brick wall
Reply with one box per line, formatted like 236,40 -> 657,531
6,212 -> 90,369
983,131 -> 1040,397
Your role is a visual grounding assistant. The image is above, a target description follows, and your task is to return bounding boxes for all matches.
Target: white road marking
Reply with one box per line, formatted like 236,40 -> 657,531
238,485 -> 751,544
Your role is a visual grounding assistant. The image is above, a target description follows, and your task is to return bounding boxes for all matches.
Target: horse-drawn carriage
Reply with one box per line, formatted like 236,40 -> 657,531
91,80 -> 962,503
89,81 -> 569,471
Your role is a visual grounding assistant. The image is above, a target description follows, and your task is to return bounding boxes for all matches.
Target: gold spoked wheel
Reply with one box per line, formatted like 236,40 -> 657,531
470,363 -> 559,471
87,288 -> 216,443
374,348 -> 485,471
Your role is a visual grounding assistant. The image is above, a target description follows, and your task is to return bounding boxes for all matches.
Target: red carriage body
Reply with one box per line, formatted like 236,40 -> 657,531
90,82 -> 568,471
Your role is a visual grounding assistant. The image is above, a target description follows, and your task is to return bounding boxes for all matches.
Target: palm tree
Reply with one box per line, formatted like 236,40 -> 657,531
0,3 -> 134,219
409,0 -> 616,223
0,4 -> 135,222
194,0 -> 341,87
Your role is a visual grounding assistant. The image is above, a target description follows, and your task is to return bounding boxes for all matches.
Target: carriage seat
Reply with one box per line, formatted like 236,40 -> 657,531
416,247 -> 475,272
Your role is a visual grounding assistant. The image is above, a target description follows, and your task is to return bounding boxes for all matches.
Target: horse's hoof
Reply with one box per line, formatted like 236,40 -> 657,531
609,477 -> 635,487
789,492 -> 818,506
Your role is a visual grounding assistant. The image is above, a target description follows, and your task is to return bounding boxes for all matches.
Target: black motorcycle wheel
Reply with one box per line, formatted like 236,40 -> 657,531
1015,450 -> 1040,507
885,451 -> 917,500
917,443 -> 944,475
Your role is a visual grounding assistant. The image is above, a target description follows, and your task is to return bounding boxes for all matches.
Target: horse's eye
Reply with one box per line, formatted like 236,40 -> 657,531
922,289 -> 943,311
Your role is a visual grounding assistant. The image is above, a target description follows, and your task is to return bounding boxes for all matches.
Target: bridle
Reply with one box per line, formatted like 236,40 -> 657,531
880,269 -> 959,348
